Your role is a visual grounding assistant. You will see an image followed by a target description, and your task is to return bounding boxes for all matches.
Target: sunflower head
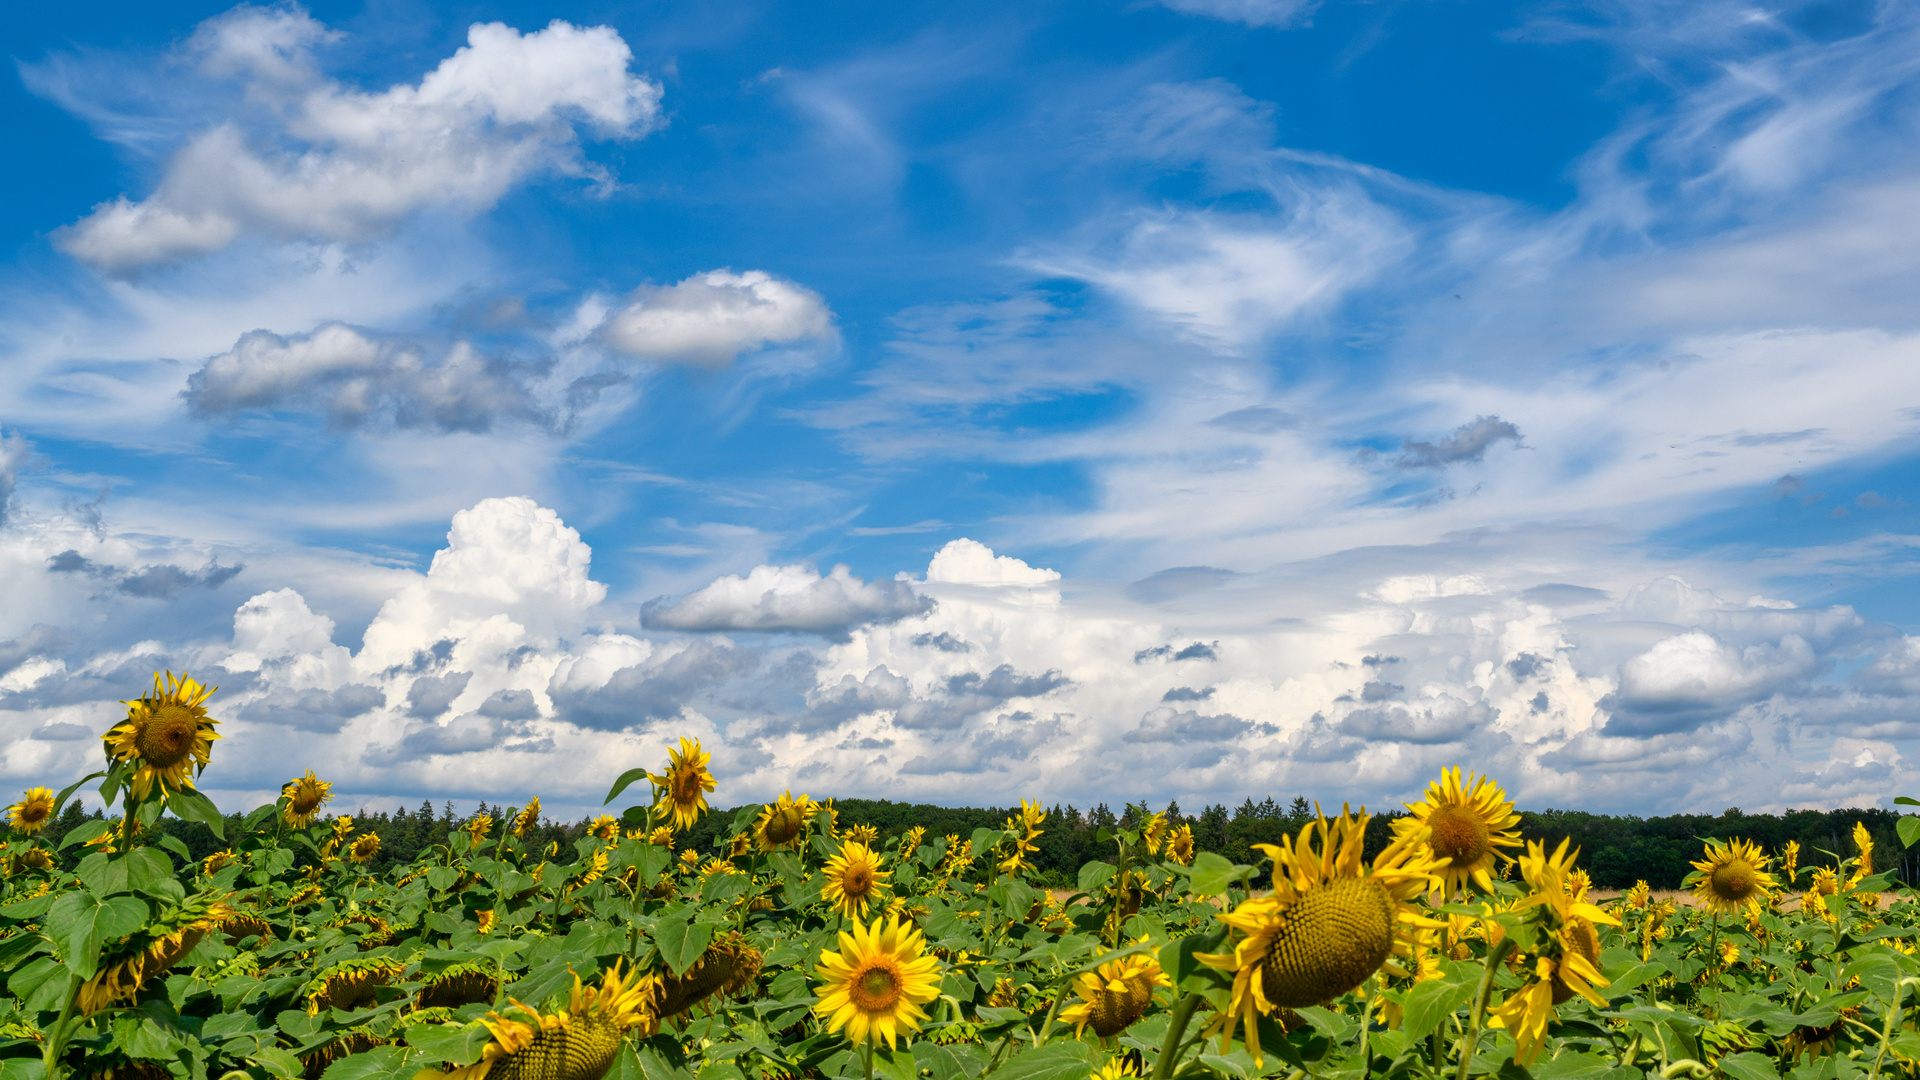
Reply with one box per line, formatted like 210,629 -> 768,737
589,814 -> 620,841
658,932 -> 764,1017
1689,837 -> 1778,915
466,813 -> 493,845
201,849 -> 237,875
305,957 -> 405,1015
422,962 -> 660,1080
1140,811 -> 1169,855
648,826 -> 676,849
1851,821 -> 1874,881
813,916 -> 943,1048
1395,767 -> 1521,896
823,842 -> 891,920
348,833 -> 381,865
103,671 -> 220,801
657,737 -> 717,832
752,787 -> 806,845
513,797 -> 541,839
899,825 -> 927,855
281,770 -> 332,828
1624,881 -> 1651,910
7,788 -> 55,835
79,892 -> 236,1014
1198,806 -> 1442,1065
847,823 -> 879,846
1059,954 -> 1169,1037
1781,840 -> 1801,882
1167,823 -> 1196,866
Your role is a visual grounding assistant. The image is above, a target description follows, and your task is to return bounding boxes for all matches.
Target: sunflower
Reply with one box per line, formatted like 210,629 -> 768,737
1623,881 -> 1650,910
588,814 -> 619,841
201,849 -> 237,875
467,813 -> 494,845
728,832 -> 752,858
513,798 -> 541,840
657,932 -> 764,1017
476,909 -> 497,935
102,671 -> 220,801
813,916 -> 942,1048
999,799 -> 1046,874
416,960 -> 507,1010
1167,824 -> 1195,867
823,842 -> 890,920
1688,837 -> 1778,915
574,849 -> 609,888
282,771 -> 332,828
1489,838 -> 1621,1064
846,823 -> 879,846
755,792 -> 809,852
78,892 -> 236,1014
1141,811 -> 1169,855
1198,806 -> 1442,1065
7,788 -> 55,835
648,827 -> 676,850
1780,840 -> 1800,884
423,961 -> 659,1080
1093,1057 -> 1142,1080
221,913 -> 272,946
348,833 -> 381,865
899,826 -> 926,855
1848,822 -> 1874,889
1058,954 -> 1169,1038
305,957 -> 406,1014
6,847 -> 53,876
657,738 -> 716,831
1392,767 -> 1521,896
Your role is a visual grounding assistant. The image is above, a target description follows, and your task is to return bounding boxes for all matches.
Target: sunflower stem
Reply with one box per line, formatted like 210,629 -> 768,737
1357,979 -> 1373,1075
1868,977 -> 1920,1080
1454,937 -> 1516,1080
1032,972 -> 1072,1047
1151,991 -> 1203,1080
862,1040 -> 873,1080
40,971 -> 84,1080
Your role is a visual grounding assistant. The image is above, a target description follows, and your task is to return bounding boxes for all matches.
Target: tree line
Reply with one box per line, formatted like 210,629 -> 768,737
34,794 -> 1916,891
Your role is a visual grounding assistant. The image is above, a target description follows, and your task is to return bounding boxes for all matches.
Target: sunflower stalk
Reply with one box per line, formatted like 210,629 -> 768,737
1867,977 -> 1920,1080
39,972 -> 84,1080
1453,936 -> 1516,1080
1150,990 -> 1203,1080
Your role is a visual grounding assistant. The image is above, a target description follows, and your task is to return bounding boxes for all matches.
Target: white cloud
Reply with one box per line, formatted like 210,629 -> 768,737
924,539 -> 1060,586
55,9 -> 663,272
643,563 -> 932,635
598,270 -> 835,365
1156,0 -> 1321,29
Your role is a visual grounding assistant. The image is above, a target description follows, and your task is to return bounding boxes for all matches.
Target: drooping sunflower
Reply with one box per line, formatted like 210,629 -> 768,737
201,849 -> 237,875
423,961 -> 659,1080
1167,824 -> 1196,867
1781,840 -> 1801,884
78,892 -> 236,1014
6,847 -> 54,876
754,791 -> 814,853
657,932 -> 764,1017
467,813 -> 494,845
348,833 -> 381,865
476,909 -> 497,935
416,960 -> 509,1010
1848,821 -> 1874,889
7,787 -> 55,835
1688,837 -> 1778,915
1489,838 -> 1622,1064
899,825 -> 927,856
1198,806 -> 1442,1065
657,738 -> 716,832
999,799 -> 1046,874
102,671 -> 220,801
823,842 -> 891,920
305,957 -> 407,1014
281,770 -> 332,828
1392,767 -> 1522,896
1141,811 -> 1169,855
1058,953 -> 1169,1038
513,797 -> 542,839
813,916 -> 942,1048
846,823 -> 880,846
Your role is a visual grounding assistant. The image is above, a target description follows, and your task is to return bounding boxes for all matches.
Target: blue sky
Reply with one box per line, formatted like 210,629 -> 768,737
3,0 -> 1919,819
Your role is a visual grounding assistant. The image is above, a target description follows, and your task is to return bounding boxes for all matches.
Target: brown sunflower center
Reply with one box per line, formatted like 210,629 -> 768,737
764,806 -> 805,845
849,961 -> 902,1012
18,800 -> 51,826
1427,804 -> 1490,866
672,768 -> 705,803
135,706 -> 200,768
291,786 -> 324,815
1259,877 -> 1397,1009
842,865 -> 874,896
1711,859 -> 1757,902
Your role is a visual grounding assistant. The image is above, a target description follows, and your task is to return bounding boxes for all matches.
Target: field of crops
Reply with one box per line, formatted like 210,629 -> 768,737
3,671 -> 1917,1080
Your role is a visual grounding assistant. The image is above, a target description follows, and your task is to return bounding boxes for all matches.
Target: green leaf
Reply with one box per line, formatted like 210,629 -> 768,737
1899,816 -> 1920,849
702,872 -> 750,904
0,1060 -> 46,1080
1077,860 -> 1116,894
872,1047 -> 918,1080
51,772 -> 105,823
425,866 -> 458,892
155,833 -> 193,863
1717,1053 -> 1781,1080
243,803 -> 280,831
166,787 -> 225,840
603,767 -> 652,806
988,1041 -> 1098,1080
656,910 -> 715,976
404,1022 -> 492,1067
58,819 -> 110,851
914,1041 -> 991,1080
1187,852 -> 1252,897
0,893 -> 54,920
248,1047 -> 305,1079
6,957 -> 69,1012
1898,796 -> 1920,807
1158,928 -> 1228,991
318,1045 -> 413,1080
46,891 -> 149,979
1400,974 -> 1475,1043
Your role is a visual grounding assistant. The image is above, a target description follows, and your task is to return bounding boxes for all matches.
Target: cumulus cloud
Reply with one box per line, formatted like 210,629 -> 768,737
924,539 -> 1060,586
245,684 -> 385,731
599,270 -> 835,365
1338,696 -> 1493,744
547,638 -> 753,730
1603,630 -> 1822,736
54,9 -> 663,272
643,563 -> 932,636
1125,706 -> 1251,742
0,430 -> 30,527
183,325 -> 548,433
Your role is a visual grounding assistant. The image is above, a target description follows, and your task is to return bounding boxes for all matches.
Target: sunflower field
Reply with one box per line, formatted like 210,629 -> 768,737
5,674 -> 1920,1080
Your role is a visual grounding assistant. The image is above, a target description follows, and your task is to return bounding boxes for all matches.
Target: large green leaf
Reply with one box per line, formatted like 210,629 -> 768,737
318,1046 -> 414,1080
603,767 -> 652,806
656,910 -> 715,976
46,891 -> 149,978
1399,972 -> 1476,1043
1187,852 -> 1253,897
1716,1053 -> 1781,1080
989,1041 -> 1098,1080
404,1022 -> 492,1067
166,786 -> 225,840
914,1042 -> 991,1080
1077,860 -> 1116,894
